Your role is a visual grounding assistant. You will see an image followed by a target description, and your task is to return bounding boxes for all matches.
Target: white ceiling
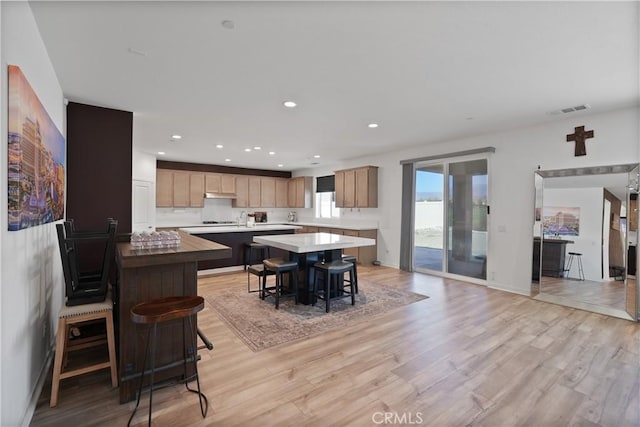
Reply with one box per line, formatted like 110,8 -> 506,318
29,1 -> 639,172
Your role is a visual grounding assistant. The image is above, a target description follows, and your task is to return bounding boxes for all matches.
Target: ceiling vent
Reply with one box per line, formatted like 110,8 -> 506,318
547,104 -> 591,115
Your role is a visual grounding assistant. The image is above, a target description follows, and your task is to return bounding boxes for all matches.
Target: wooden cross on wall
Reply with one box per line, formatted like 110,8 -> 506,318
566,125 -> 594,156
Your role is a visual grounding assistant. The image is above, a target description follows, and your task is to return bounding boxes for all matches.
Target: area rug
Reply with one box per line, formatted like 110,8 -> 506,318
203,281 -> 428,352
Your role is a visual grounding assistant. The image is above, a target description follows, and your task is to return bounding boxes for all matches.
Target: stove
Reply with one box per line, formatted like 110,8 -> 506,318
202,220 -> 236,224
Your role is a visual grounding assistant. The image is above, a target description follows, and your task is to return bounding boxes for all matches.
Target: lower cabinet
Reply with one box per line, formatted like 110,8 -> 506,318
196,229 -> 294,270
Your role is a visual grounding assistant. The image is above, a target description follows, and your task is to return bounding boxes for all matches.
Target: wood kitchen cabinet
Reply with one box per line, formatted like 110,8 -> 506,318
156,169 -> 173,207
233,175 -> 249,208
171,171 -> 190,207
189,173 -> 204,207
288,176 -> 313,208
248,177 -> 262,207
260,177 -> 276,207
156,169 -> 204,207
334,166 -> 378,208
205,173 -> 236,194
276,179 -> 289,208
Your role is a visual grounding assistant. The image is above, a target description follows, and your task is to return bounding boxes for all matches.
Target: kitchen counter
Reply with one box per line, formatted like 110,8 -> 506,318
116,232 -> 231,403
286,221 -> 378,231
180,224 -> 302,234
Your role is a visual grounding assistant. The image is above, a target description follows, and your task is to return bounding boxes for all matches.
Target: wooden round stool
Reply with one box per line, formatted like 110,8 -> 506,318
127,296 -> 208,426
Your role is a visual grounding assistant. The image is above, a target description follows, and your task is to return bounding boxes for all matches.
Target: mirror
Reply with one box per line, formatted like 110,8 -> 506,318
532,163 -> 639,321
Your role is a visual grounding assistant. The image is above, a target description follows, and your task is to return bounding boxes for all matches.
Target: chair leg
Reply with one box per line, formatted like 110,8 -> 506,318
50,317 -> 67,407
105,313 -> 118,387
349,268 -> 355,306
325,271 -> 331,313
128,323 -> 153,427
312,269 -> 319,307
184,315 -> 208,418
352,263 -> 358,294
275,273 -> 281,309
147,323 -> 158,427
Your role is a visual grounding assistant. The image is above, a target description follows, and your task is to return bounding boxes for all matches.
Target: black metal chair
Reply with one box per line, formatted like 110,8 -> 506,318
313,260 -> 356,313
56,219 -> 117,306
262,258 -> 299,309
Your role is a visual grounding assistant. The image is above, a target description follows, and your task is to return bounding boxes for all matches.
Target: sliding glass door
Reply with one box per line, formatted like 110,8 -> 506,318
413,158 -> 488,280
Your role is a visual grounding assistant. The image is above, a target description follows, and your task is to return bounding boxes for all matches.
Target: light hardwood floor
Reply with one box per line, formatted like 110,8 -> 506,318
31,266 -> 640,426
540,276 -> 627,310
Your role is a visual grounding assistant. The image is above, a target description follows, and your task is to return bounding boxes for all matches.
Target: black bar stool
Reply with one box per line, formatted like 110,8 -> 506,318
128,296 -> 208,427
247,264 -> 275,293
565,252 -> 585,281
244,242 -> 271,270
341,254 -> 359,294
313,260 -> 356,313
262,258 -> 299,309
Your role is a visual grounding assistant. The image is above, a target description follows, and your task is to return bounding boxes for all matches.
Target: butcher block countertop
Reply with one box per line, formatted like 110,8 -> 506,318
117,231 -> 231,268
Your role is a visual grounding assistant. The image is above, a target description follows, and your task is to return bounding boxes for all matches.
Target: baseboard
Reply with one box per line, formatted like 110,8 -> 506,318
487,282 -> 532,297
21,343 -> 54,427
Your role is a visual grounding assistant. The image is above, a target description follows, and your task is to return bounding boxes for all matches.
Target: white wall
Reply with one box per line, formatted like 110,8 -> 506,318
544,187 -> 604,281
1,2 -> 65,425
297,107 -> 640,295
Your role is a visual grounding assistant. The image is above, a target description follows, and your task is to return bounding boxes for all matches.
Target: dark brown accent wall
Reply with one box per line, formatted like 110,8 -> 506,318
157,160 -> 292,178
66,102 -> 132,234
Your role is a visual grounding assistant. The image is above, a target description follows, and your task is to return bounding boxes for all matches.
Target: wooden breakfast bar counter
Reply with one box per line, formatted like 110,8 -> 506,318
116,232 -> 230,403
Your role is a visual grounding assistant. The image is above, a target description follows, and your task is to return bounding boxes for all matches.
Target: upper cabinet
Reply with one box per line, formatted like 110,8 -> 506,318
260,177 -> 276,207
156,169 -> 174,207
275,179 -> 289,208
233,175 -> 249,208
248,177 -> 262,207
156,169 -> 203,208
189,173 -> 205,208
205,173 -> 236,194
288,176 -> 313,208
156,165 -> 311,209
335,166 -> 378,208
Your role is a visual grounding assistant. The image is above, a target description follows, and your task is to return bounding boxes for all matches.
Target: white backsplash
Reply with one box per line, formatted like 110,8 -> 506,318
156,198 -> 297,227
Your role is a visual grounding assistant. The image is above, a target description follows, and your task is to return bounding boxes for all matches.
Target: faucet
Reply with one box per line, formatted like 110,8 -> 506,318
237,210 -> 247,226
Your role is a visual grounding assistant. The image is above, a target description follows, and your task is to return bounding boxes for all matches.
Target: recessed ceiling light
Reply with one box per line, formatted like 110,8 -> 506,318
277,164 -> 284,168
283,101 -> 297,108
244,148 -> 252,152
367,123 -> 378,128
224,158 -> 231,162
268,151 -> 275,155
171,134 -> 182,140
221,20 -> 235,29
313,154 -> 321,158
157,151 -> 165,155
215,144 -> 223,149
254,146 -> 262,150
127,47 -> 147,57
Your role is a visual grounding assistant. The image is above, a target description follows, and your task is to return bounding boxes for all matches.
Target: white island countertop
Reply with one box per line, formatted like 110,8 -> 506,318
254,232 -> 375,253
180,224 -> 302,234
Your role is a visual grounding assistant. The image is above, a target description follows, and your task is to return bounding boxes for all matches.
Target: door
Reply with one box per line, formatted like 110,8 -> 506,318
413,158 -> 488,281
132,180 -> 155,232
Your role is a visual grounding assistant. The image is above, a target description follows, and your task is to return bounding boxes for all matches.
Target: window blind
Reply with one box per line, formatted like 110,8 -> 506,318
316,175 -> 335,192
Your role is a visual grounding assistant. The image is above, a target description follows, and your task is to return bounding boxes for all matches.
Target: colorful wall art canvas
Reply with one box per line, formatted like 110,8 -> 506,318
8,65 -> 65,231
542,206 -> 580,237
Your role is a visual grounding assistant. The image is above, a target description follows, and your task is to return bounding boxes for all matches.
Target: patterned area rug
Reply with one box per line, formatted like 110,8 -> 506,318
203,281 -> 428,352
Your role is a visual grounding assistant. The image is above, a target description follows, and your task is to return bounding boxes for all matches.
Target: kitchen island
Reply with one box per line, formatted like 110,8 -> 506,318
116,231 -> 231,403
180,224 -> 301,270
254,232 -> 376,304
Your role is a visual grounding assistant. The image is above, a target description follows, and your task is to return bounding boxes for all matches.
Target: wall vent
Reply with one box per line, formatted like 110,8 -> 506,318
547,104 -> 591,115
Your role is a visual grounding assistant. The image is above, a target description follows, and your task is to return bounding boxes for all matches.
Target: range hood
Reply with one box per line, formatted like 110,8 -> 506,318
204,192 -> 237,199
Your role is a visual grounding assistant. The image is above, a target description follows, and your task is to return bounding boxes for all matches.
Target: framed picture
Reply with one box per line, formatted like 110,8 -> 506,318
542,206 -> 580,236
8,65 -> 65,231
